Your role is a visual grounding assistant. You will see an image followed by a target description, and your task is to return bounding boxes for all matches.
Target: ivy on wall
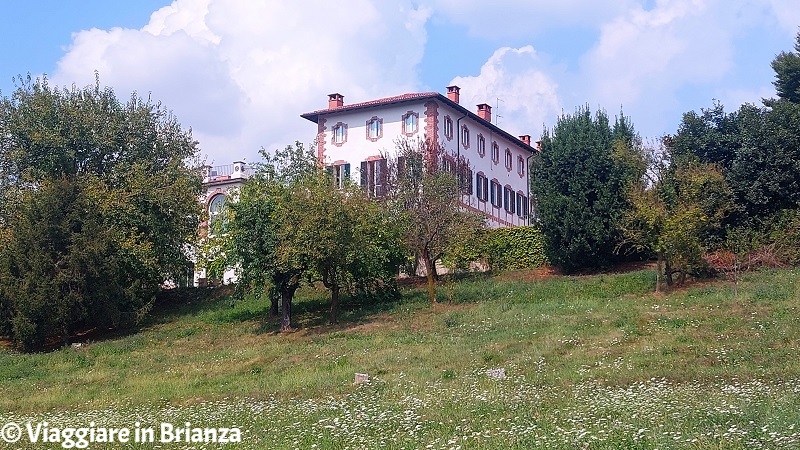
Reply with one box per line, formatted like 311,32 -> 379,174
486,226 -> 549,271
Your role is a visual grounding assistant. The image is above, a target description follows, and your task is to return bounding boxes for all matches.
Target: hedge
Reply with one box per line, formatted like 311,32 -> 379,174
486,226 -> 549,271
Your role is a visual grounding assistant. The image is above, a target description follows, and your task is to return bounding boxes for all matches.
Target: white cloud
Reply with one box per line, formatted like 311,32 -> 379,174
449,46 -> 562,138
428,0 -> 638,38
572,0 -> 759,138
767,0 -> 800,37
582,0 -> 731,109
52,0 -> 433,165
47,0 -> 796,161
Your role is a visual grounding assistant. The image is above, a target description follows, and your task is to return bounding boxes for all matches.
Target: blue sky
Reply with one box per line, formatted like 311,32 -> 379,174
1,0 -> 798,164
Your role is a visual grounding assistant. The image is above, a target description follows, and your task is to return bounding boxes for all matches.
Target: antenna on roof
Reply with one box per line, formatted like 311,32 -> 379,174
495,97 -> 504,126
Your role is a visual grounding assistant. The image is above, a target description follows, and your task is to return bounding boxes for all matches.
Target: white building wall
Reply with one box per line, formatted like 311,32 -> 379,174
434,102 -> 531,228
319,103 -> 428,168
315,98 -> 533,228
194,167 -> 249,287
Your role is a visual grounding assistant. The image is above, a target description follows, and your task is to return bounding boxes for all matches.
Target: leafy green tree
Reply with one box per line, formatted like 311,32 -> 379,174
770,30 -> 800,104
727,101 -> 800,218
619,142 -> 732,290
385,138 -> 485,303
669,100 -> 800,223
668,101 -> 741,171
279,173 -> 403,323
0,76 -> 201,350
531,106 -> 639,273
226,143 -> 315,331
224,142 -> 403,328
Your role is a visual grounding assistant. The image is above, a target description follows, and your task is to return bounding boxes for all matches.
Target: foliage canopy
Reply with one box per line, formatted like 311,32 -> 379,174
0,76 -> 201,351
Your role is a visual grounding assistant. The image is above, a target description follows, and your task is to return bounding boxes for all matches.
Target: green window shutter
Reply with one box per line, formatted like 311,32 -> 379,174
344,163 -> 351,180
360,161 -> 367,188
378,159 -> 388,196
397,156 -> 406,179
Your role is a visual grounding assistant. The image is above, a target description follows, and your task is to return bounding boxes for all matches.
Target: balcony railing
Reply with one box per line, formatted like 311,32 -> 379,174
202,162 -> 253,183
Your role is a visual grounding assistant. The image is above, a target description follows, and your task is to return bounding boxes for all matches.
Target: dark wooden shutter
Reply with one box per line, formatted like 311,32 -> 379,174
378,159 -> 388,196
397,156 -> 406,180
360,161 -> 367,188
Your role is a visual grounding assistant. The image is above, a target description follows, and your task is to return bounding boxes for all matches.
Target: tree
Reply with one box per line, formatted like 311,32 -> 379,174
530,106 -> 639,273
770,30 -> 800,104
224,142 -> 403,328
669,100 -> 800,223
385,137 -> 485,303
280,173 -> 403,323
226,143 -> 315,331
619,141 -> 732,291
0,76 -> 201,351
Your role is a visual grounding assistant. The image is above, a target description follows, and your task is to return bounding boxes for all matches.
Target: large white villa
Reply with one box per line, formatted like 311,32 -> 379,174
194,86 -> 539,285
301,86 -> 537,228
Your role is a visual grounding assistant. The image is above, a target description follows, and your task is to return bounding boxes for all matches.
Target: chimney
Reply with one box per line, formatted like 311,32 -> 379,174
519,135 -> 531,146
477,103 -> 492,122
535,140 -> 542,151
446,85 -> 460,104
328,93 -> 344,109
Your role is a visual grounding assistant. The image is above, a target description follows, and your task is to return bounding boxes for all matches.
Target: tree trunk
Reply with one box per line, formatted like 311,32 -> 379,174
330,284 -> 340,324
664,258 -> 674,287
423,250 -> 437,304
280,284 -> 297,332
655,252 -> 663,293
270,295 -> 279,317
430,255 -> 439,281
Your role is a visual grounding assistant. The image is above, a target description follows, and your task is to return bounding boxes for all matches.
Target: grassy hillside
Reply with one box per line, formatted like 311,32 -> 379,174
1,268 -> 799,449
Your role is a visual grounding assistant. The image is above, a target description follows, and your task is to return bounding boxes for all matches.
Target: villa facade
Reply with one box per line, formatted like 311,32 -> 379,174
301,86 -> 537,228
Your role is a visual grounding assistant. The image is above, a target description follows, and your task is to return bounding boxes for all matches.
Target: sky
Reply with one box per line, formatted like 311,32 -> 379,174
1,0 -> 798,165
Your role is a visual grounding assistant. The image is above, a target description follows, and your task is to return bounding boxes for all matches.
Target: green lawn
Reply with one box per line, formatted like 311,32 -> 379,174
1,268 -> 799,449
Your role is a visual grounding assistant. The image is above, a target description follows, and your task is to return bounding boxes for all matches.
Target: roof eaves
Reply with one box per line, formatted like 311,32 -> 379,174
300,92 -> 536,153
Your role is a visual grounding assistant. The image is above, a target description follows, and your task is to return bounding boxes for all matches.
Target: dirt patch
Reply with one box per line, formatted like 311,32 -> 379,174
494,266 -> 561,282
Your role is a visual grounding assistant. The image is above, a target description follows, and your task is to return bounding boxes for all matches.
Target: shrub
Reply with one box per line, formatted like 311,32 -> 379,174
486,226 -> 549,271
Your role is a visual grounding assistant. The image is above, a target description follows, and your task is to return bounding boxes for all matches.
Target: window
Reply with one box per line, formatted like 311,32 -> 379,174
503,186 -> 515,213
366,117 -> 383,141
490,180 -> 502,208
402,111 -> 418,136
461,125 -> 470,149
208,194 -> 227,234
326,162 -> 351,188
516,192 -> 529,217
332,122 -> 347,146
476,173 -> 489,202
505,149 -> 513,171
477,134 -> 486,158
397,155 -> 422,181
442,157 -> 456,176
360,158 -> 388,197
491,142 -> 500,164
444,116 -> 453,140
517,155 -> 525,176
460,167 -> 473,195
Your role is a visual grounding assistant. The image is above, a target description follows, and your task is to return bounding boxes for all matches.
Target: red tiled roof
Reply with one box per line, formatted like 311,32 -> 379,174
300,91 -> 536,153
301,92 -> 439,119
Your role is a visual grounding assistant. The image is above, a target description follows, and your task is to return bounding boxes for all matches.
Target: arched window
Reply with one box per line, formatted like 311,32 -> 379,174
208,194 -> 227,234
